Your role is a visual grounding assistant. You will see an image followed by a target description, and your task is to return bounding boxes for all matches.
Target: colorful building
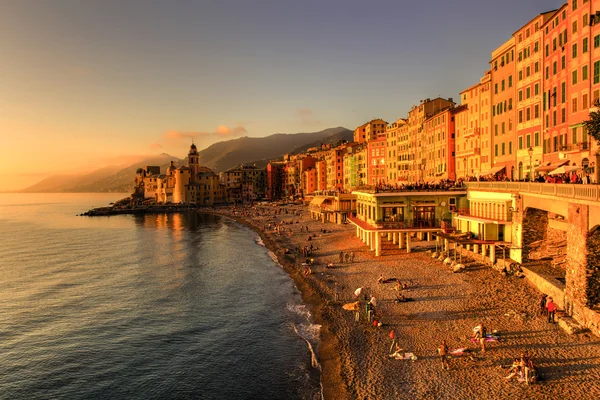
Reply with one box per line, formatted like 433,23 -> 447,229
490,37 -> 517,179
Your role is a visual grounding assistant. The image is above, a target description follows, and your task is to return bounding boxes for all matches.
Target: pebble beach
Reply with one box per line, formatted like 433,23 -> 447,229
213,203 -> 600,400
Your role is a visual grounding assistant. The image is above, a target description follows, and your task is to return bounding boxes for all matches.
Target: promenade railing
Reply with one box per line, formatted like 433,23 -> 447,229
464,182 -> 600,202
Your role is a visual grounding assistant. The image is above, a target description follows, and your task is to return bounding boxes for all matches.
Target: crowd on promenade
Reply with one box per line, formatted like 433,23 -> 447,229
468,171 -> 595,184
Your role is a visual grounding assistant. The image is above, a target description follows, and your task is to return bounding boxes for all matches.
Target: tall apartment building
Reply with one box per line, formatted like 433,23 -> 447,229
456,71 -> 492,178
543,5 -> 570,165
342,142 -> 364,190
566,0 -> 595,170
422,107 -> 457,181
405,98 -> 456,182
315,160 -> 327,191
353,119 -> 387,143
491,37 -> 517,178
396,121 -> 410,181
367,134 -> 387,185
386,119 -> 406,183
515,11 -> 555,180
325,146 -> 345,190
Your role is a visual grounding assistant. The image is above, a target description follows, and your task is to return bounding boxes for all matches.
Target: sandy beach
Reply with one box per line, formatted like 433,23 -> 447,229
211,203 -> 600,400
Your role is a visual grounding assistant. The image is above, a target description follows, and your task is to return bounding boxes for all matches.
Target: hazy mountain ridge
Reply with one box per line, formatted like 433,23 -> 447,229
19,127 -> 352,193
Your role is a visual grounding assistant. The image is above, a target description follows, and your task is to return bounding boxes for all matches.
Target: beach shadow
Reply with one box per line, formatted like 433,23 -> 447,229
412,295 -> 467,302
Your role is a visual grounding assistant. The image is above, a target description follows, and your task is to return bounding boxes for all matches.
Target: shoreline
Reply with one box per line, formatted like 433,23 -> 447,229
82,201 -> 600,398
201,209 -> 349,400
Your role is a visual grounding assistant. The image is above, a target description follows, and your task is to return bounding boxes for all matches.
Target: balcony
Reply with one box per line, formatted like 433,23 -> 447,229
464,127 -> 480,139
456,208 -> 512,222
558,142 -> 589,152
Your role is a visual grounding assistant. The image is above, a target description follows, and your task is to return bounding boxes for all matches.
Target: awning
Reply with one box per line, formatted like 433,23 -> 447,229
478,165 -> 506,176
549,165 -> 581,175
309,197 -> 331,207
380,204 -> 407,208
536,160 -> 569,172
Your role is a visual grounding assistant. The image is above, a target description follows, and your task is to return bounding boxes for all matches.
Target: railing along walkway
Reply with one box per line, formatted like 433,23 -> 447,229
465,182 -> 600,202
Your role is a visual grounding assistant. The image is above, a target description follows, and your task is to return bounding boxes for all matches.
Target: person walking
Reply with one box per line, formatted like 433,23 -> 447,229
438,340 -> 450,370
539,294 -> 548,317
547,297 -> 557,323
389,329 -> 400,353
339,251 -> 344,263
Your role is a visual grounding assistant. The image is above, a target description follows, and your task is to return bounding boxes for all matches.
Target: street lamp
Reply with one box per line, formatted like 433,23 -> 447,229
528,147 -> 534,182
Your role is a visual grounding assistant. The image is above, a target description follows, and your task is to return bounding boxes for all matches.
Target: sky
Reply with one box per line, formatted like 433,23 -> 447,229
0,0 -> 564,191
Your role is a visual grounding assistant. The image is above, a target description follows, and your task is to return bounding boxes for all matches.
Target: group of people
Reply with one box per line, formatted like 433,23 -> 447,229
540,294 -> 558,324
374,179 -> 465,193
339,250 -> 355,264
505,352 -> 537,384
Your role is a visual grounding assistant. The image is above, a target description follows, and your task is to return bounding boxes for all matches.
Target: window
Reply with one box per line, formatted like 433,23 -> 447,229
526,87 -> 531,99
546,44 -> 549,57
562,55 -> 566,70
583,93 -> 588,108
526,66 -> 531,77
519,70 -> 523,80
519,136 -> 523,150
573,97 -> 578,112
584,14 -> 589,27
562,108 -> 566,123
553,110 -> 557,126
519,90 -> 523,101
501,80 -> 505,91
502,143 -> 506,155
526,108 -> 531,121
595,35 -> 600,48
535,132 -> 540,147
502,122 -> 506,134
553,61 -> 557,75
583,37 -> 588,53
594,61 -> 600,84
495,124 -> 498,136
494,83 -> 498,94
534,104 -> 540,118
534,62 -> 539,73
573,0 -> 578,11
526,134 -> 531,148
573,43 -> 578,58
495,144 -> 498,156
553,37 -> 557,51
573,127 -> 578,144
573,70 -> 578,85
583,65 -> 589,80
573,21 -> 578,34
508,76 -> 512,87
562,82 -> 566,103
534,83 -> 539,95
519,110 -> 523,123
509,142 -> 512,154
546,66 -> 550,79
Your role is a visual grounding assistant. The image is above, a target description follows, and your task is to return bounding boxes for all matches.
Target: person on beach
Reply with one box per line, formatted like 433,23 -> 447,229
505,358 -> 523,381
546,297 -> 557,323
345,252 -> 350,263
389,329 -> 400,353
369,296 -> 377,308
350,251 -> 355,263
378,274 -> 384,284
539,294 -> 548,317
474,323 -> 487,353
339,251 -> 344,263
438,340 -> 450,370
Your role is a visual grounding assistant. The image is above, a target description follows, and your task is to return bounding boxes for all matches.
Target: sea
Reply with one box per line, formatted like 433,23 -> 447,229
0,193 -> 321,400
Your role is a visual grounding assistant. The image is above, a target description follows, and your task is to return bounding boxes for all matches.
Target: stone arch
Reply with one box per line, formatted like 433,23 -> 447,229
522,207 -> 549,263
586,225 -> 600,307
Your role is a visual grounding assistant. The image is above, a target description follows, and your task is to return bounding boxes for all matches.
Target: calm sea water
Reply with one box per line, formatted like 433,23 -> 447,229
0,193 -> 321,400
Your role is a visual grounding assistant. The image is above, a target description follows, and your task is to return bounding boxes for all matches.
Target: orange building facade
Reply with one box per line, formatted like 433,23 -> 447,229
491,37 -> 517,178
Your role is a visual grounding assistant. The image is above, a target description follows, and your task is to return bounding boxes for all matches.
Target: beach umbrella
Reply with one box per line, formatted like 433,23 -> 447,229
354,287 -> 362,297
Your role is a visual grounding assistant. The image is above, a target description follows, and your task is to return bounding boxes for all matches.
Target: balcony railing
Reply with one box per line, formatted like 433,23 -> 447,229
464,182 -> 600,202
456,208 -> 512,222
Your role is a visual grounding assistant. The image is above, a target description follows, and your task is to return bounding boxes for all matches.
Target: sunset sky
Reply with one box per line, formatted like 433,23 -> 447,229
1,0 -> 563,191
